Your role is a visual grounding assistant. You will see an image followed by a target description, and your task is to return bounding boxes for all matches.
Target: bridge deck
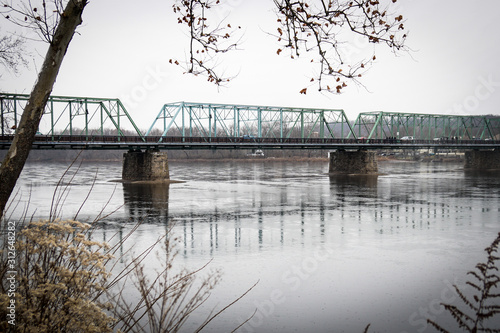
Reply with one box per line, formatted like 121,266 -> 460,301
1,135 -> 498,150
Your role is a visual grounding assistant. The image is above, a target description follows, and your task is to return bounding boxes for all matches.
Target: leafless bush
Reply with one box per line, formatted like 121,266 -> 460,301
427,232 -> 500,333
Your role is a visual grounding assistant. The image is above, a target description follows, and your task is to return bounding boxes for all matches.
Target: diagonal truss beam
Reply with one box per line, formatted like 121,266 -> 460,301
349,111 -> 500,140
3,93 -> 499,145
146,102 -> 355,142
0,93 -> 144,140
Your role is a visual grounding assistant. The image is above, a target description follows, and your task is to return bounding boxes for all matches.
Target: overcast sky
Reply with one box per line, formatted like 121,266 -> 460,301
2,0 -> 500,129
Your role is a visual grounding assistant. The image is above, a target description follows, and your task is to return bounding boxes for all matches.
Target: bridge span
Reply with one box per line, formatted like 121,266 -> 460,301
1,93 -> 499,178
0,134 -> 498,151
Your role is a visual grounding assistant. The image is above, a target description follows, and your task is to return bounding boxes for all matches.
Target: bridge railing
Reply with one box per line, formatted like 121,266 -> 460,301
2,134 -> 498,149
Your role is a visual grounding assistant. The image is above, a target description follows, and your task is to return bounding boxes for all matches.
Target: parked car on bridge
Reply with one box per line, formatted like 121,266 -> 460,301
242,135 -> 256,141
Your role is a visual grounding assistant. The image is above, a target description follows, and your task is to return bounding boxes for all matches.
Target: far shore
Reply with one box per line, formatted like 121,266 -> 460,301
18,155 -> 465,164
1,150 -> 466,164
19,154 -> 463,163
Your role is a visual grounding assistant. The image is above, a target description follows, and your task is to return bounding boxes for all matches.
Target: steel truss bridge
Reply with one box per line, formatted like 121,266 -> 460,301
1,93 -> 499,151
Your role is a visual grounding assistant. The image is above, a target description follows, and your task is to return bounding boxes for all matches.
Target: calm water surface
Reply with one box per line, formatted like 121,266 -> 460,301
9,159 -> 500,333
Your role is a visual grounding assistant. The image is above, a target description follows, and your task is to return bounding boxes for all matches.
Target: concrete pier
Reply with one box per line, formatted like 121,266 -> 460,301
329,150 -> 378,174
464,150 -> 500,170
122,150 -> 169,181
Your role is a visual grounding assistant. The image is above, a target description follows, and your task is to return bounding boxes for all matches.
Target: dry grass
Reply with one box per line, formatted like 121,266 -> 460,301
0,219 -> 114,332
0,218 -> 256,333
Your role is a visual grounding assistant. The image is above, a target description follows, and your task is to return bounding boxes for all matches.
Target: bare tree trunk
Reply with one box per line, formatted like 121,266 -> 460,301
0,0 -> 88,220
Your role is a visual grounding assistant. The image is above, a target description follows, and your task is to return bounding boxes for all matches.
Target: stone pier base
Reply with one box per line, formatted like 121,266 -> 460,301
464,150 -> 500,170
329,150 -> 378,174
122,150 -> 169,181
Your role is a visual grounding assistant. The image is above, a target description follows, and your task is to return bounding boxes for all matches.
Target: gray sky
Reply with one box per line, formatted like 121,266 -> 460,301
2,0 -> 500,129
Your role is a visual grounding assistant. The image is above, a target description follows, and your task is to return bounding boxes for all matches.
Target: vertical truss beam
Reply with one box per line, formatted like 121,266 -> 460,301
145,102 -> 354,142
350,112 -> 500,140
0,93 -> 144,140
3,93 -> 497,143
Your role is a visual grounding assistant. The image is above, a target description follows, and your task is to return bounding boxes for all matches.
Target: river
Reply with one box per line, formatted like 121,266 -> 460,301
7,159 -> 500,333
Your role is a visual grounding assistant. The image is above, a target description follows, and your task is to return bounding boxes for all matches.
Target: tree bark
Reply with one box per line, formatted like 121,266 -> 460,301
0,0 -> 88,220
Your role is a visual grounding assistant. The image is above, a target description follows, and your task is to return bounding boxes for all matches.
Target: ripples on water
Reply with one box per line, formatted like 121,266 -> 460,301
11,160 -> 500,333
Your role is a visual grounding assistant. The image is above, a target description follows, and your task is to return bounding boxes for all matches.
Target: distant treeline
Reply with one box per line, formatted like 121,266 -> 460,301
0,148 -> 327,163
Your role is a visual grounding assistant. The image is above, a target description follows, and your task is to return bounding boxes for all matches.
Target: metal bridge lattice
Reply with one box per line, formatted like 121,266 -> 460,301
0,93 -> 143,139
145,102 -> 355,142
1,93 -> 500,149
350,112 -> 500,140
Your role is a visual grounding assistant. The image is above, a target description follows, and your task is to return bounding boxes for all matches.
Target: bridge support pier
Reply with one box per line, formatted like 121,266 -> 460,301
329,150 -> 378,174
122,150 -> 169,181
464,150 -> 500,171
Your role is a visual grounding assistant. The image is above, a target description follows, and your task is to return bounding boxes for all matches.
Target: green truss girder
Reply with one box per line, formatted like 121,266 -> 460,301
0,93 -> 144,140
349,111 -> 500,140
3,93 -> 499,144
146,101 -> 355,141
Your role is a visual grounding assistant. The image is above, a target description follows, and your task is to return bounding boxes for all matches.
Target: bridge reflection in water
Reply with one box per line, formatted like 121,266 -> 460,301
49,160 -> 499,332
116,165 -> 496,258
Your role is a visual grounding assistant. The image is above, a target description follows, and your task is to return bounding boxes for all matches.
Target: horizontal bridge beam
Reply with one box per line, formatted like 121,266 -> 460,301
1,135 -> 499,150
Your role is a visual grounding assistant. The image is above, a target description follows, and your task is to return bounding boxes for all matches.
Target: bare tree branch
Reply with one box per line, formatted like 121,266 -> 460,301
171,0 -> 242,86
273,0 -> 408,94
0,0 -> 65,43
0,31 -> 28,74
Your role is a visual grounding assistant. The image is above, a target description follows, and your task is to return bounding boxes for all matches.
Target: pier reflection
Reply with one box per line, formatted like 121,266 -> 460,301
329,174 -> 379,189
122,182 -> 170,222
